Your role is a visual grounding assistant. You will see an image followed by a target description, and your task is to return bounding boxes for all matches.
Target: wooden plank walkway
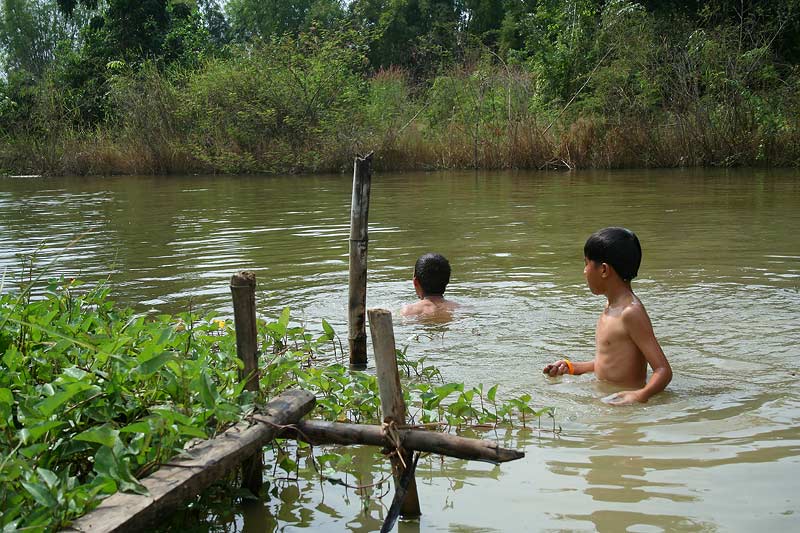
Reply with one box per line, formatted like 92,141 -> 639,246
64,390 -> 315,533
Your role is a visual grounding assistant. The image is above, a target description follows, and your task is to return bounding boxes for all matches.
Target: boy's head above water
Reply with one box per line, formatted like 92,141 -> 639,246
584,227 -> 642,282
414,252 -> 451,296
402,253 -> 457,319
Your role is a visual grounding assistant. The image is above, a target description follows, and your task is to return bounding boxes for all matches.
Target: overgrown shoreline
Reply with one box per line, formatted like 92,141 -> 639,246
0,279 -> 549,531
2,1 -> 799,177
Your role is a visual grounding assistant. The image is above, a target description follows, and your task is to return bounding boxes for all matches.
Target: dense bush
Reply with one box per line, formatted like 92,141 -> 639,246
1,0 -> 799,174
175,30 -> 368,173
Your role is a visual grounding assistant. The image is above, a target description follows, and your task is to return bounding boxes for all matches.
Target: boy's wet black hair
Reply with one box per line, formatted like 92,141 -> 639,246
584,227 -> 642,282
414,253 -> 451,295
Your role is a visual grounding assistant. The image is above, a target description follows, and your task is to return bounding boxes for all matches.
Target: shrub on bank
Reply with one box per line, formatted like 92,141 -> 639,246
2,6 -> 800,175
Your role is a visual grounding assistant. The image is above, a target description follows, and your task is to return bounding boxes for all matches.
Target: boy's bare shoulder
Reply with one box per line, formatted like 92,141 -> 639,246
400,301 -> 427,317
401,299 -> 458,318
441,299 -> 459,311
620,296 -> 654,329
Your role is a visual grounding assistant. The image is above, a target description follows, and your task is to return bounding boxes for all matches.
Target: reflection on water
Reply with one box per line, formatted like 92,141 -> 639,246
2,169 -> 799,531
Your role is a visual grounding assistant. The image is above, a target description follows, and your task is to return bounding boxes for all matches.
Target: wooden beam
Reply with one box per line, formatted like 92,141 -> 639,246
64,390 -> 316,533
368,308 -> 421,519
348,152 -> 373,369
288,420 -> 524,464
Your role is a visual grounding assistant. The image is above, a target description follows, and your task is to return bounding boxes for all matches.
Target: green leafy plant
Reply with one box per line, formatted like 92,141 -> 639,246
0,277 -> 554,530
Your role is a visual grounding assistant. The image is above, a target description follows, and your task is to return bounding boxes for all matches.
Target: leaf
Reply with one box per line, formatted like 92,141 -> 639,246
151,408 -> 193,426
20,480 -> 57,508
94,446 -> 147,495
2,344 -> 22,371
317,453 -> 338,465
18,420 -> 64,444
194,370 -> 219,409
62,366 -> 91,380
278,456 -> 297,473
119,421 -> 152,434
0,388 -> 13,404
334,454 -> 354,468
36,468 -> 59,490
75,424 -> 120,448
177,424 -> 208,439
36,382 -> 92,416
134,351 -> 175,376
19,443 -> 48,458
278,307 -> 291,328
487,384 -> 498,403
321,319 -> 335,338
156,327 -> 174,346
435,382 -> 463,402
266,322 -> 287,337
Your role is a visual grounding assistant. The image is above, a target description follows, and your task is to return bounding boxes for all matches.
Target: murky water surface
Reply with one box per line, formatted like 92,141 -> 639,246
2,169 -> 799,531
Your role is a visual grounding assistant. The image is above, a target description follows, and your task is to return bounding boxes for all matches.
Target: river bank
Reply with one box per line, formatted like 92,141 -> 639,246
2,106 -> 798,178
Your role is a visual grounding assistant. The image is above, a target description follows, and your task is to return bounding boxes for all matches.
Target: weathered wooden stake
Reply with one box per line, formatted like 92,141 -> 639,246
230,271 -> 262,492
230,272 -> 259,391
348,152 -> 373,370
368,308 -> 422,519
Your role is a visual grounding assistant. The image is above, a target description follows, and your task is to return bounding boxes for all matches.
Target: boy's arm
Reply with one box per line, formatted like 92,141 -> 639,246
607,307 -> 672,405
543,358 -> 595,376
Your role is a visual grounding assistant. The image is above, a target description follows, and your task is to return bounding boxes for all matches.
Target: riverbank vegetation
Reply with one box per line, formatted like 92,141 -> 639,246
1,1 -> 799,175
0,278 -> 549,530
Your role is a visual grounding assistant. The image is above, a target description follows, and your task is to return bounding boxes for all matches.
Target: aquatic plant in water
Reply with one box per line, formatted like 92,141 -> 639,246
0,280 -> 553,531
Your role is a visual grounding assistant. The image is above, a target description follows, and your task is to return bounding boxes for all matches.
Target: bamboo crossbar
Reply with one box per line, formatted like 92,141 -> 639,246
287,419 -> 525,464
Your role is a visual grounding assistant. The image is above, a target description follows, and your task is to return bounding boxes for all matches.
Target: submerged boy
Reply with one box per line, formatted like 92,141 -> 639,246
401,253 -> 459,318
543,227 -> 672,405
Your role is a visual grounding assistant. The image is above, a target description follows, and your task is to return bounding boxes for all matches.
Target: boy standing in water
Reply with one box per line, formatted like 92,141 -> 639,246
543,227 -> 672,405
401,253 -> 459,318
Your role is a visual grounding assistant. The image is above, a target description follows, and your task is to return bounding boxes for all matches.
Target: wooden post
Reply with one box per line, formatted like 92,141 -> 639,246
368,308 -> 421,519
230,271 -> 262,493
348,152 -> 373,370
64,390 -> 316,533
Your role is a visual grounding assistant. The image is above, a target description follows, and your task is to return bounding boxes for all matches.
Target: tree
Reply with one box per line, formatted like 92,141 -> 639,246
226,0 -> 346,42
197,0 -> 230,46
0,0 -> 87,77
348,0 -> 460,70
510,0 -> 605,102
463,0 -> 507,45
45,0 -> 215,124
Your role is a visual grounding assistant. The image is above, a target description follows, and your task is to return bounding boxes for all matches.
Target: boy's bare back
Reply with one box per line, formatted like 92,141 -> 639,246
401,297 -> 458,319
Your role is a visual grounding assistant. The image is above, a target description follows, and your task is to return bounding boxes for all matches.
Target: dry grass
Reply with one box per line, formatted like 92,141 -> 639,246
4,112 -> 799,177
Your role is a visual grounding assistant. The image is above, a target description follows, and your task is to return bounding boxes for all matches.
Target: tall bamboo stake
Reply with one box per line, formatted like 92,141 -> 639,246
348,152 -> 373,369
230,271 -> 262,492
368,308 -> 422,519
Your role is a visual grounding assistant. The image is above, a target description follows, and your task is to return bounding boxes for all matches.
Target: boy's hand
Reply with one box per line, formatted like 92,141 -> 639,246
602,390 -> 645,405
543,360 -> 571,376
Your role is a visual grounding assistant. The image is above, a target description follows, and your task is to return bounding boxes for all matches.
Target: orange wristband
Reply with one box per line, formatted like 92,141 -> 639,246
563,358 -> 575,375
